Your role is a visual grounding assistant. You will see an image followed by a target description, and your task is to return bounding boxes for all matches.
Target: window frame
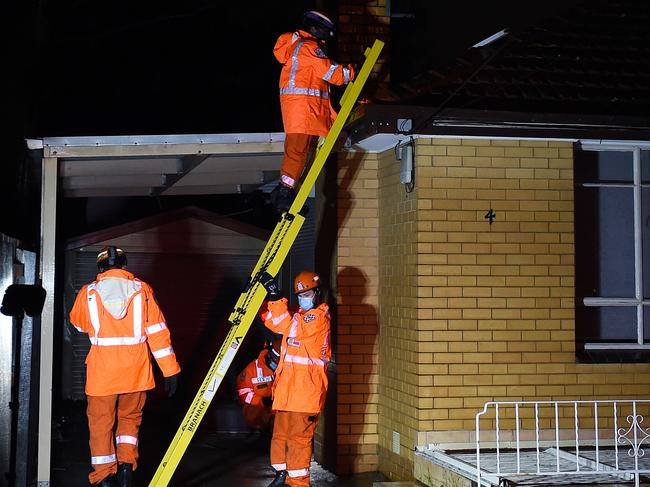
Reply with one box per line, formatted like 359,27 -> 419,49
578,142 -> 650,350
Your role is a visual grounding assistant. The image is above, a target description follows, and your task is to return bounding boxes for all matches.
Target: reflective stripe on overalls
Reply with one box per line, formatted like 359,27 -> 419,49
283,315 -> 329,367
279,37 -> 329,100
86,283 -> 146,346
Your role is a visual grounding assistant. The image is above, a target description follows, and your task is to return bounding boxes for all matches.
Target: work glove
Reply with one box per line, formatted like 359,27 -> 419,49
346,63 -> 356,82
164,374 -> 178,398
260,271 -> 280,299
262,396 -> 273,407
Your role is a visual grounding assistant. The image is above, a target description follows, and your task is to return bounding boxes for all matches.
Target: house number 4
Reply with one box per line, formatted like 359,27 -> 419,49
485,209 -> 496,224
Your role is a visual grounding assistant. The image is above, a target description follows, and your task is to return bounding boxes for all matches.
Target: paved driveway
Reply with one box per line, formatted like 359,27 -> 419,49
51,400 -> 387,486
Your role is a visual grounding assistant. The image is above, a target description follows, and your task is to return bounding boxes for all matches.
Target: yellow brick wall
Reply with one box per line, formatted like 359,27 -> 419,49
335,150 -> 380,474
377,149 -> 420,480
414,137 -> 650,439
335,136 -> 650,482
329,4 -> 388,474
410,139 -> 650,468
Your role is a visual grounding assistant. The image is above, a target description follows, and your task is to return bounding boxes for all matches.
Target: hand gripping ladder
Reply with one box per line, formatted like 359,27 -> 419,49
149,39 -> 384,487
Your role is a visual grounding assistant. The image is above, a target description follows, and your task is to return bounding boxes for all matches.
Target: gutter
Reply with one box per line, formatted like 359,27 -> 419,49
345,104 -> 650,145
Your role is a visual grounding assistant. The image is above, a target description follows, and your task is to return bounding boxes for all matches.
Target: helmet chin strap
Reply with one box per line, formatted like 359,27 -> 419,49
310,26 -> 331,42
266,344 -> 281,370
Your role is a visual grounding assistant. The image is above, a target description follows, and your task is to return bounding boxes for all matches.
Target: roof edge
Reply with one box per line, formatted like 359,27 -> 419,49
347,105 -> 650,144
65,205 -> 270,251
30,132 -> 286,149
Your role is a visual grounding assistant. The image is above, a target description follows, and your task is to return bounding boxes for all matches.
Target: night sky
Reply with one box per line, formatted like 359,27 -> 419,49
4,0 -> 579,242
18,1 -> 317,137
11,0 -> 582,134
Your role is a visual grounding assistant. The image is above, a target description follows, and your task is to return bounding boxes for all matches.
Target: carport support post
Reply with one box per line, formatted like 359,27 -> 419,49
37,156 -> 57,486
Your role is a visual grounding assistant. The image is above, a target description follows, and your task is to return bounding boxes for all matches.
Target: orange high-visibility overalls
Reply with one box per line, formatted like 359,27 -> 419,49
236,348 -> 276,430
274,30 -> 354,188
70,268 -> 180,484
262,299 -> 331,487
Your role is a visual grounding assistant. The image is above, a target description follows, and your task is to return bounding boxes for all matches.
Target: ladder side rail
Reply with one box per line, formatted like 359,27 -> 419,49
289,39 -> 384,214
149,39 -> 384,487
149,216 -> 305,486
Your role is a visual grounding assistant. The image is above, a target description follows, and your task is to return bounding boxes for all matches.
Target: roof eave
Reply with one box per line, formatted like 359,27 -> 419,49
346,105 -> 650,145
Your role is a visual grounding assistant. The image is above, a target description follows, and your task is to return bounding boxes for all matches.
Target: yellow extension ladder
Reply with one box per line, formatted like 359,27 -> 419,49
149,39 -> 384,487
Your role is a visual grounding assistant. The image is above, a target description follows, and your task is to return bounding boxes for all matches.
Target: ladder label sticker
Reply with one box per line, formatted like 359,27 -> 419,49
202,376 -> 221,401
215,337 -> 242,376
187,399 -> 209,433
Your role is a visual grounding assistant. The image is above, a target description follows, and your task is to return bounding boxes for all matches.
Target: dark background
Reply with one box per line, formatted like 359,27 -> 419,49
4,0 -> 580,243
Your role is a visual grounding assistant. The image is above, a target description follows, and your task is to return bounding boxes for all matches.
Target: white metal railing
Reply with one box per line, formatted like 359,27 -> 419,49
476,400 -> 650,487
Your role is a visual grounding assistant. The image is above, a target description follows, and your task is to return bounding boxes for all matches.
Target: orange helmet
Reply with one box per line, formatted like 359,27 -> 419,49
293,271 -> 320,295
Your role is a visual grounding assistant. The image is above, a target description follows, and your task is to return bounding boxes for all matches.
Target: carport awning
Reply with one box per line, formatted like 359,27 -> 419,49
27,133 -> 285,197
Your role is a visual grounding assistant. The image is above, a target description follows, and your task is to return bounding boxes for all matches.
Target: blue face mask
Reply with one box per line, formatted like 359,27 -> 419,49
298,295 -> 315,311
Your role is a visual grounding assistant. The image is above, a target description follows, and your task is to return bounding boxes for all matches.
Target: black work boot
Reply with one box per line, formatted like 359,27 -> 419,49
270,184 -> 295,213
267,469 -> 287,486
116,463 -> 133,487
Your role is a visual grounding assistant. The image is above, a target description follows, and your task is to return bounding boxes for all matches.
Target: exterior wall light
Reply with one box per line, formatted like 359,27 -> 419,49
395,137 -> 415,193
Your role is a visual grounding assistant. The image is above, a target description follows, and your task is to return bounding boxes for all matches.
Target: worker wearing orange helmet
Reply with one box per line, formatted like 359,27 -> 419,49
270,10 -> 356,212
260,270 -> 331,487
236,339 -> 282,431
69,246 -> 181,487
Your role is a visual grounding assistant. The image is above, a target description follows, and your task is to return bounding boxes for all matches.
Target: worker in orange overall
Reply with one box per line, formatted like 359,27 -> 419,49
69,246 -> 181,487
270,10 -> 355,212
236,339 -> 281,431
260,270 -> 331,487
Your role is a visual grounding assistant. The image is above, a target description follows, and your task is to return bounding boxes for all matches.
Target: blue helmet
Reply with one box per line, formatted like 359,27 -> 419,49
302,10 -> 335,40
